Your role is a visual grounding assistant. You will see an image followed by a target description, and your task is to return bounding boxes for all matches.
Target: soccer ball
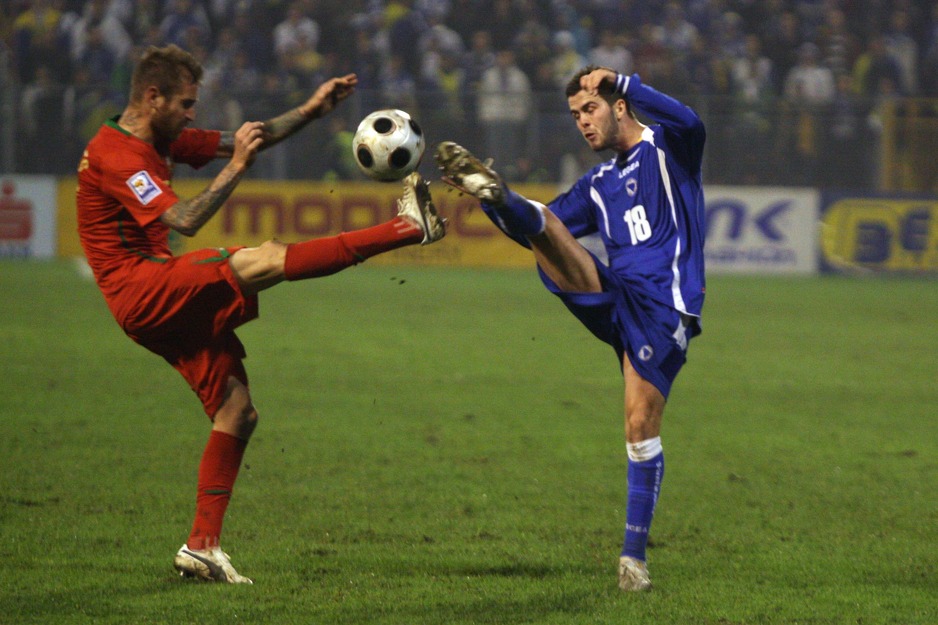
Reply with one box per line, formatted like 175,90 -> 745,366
352,109 -> 425,182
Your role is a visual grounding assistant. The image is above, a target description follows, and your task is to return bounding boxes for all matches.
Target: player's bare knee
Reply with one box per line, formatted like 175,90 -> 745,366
230,240 -> 288,293
214,377 -> 259,439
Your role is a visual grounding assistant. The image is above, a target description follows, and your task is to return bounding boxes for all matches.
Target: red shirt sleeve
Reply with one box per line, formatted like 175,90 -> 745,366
98,148 -> 179,228
171,128 -> 222,169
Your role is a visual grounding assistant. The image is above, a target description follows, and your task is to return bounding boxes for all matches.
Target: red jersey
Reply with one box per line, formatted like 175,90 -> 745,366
76,118 -> 221,304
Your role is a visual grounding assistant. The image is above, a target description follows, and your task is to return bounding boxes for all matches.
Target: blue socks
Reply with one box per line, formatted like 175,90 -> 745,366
621,437 -> 664,562
480,188 -> 545,247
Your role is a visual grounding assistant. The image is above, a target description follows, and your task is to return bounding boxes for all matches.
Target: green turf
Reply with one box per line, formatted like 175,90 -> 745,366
1,260 -> 936,625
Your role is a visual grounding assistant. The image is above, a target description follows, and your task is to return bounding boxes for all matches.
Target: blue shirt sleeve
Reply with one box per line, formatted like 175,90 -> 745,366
618,73 -> 706,175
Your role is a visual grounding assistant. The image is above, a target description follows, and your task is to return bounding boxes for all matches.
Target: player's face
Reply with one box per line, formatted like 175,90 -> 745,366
568,91 -> 620,152
152,81 -> 199,143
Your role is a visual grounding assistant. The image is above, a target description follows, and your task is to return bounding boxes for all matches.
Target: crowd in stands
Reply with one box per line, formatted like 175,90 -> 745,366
3,0 -> 938,188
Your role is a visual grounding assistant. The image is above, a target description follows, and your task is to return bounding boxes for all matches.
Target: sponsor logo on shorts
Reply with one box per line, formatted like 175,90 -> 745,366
126,170 -> 162,205
638,345 -> 654,361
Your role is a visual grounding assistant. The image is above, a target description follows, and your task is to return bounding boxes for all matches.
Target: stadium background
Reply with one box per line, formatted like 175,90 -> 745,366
2,0 -> 938,273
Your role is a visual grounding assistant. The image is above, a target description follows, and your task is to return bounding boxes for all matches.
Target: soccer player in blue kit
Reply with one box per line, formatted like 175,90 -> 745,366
435,65 -> 706,591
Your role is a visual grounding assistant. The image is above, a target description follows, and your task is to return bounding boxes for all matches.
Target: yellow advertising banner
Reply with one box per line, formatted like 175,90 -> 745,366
821,197 -> 938,272
58,178 -> 563,268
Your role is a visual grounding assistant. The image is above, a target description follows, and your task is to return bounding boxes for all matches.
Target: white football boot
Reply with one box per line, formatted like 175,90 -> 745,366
397,171 -> 446,244
434,141 -> 506,205
173,544 -> 253,584
618,555 -> 652,591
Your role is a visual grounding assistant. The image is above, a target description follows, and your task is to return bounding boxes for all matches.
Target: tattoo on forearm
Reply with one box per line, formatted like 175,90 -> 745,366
261,108 -> 309,149
167,165 -> 244,235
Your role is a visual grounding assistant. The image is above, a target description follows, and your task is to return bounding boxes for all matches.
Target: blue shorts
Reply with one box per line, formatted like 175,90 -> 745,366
537,256 -> 699,398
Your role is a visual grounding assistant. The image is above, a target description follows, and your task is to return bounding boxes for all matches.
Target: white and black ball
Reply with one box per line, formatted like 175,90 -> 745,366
352,109 -> 425,182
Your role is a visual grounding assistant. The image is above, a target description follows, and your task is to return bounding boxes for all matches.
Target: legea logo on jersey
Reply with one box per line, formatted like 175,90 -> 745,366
126,171 -> 162,205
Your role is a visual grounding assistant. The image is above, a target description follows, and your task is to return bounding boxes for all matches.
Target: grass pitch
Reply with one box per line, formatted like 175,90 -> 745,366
0,260 -> 936,625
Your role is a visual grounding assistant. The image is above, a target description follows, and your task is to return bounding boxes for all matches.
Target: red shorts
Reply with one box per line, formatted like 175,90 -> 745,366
113,247 -> 259,418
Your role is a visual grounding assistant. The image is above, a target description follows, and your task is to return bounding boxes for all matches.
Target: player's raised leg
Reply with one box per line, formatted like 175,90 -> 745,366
227,173 -> 444,295
435,141 -> 600,293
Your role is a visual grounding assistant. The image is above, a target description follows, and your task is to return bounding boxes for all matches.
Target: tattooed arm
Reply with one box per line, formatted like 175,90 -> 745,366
162,122 -> 264,236
214,73 -> 358,157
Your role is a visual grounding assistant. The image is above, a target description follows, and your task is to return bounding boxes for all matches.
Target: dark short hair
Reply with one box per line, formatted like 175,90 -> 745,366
130,45 -> 203,103
565,65 -> 635,118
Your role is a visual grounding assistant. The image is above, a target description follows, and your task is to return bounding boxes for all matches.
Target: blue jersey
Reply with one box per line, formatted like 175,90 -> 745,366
550,74 -> 706,319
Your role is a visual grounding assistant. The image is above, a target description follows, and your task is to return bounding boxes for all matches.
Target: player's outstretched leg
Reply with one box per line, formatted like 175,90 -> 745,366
174,544 -> 253,584
434,141 -> 545,238
435,141 -> 506,204
398,171 -> 446,244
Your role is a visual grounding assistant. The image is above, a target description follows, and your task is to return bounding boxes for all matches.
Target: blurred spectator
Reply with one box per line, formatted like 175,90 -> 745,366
714,10 -> 747,61
77,24 -> 117,85
443,0 -> 485,47
549,0 -> 590,57
549,30 -> 585,89
462,28 -> 495,91
203,25 -> 240,86
784,42 -> 836,108
815,6 -> 855,79
225,47 -> 263,95
380,53 -> 419,112
67,0 -> 131,67
125,0 -> 161,41
883,8 -> 918,94
418,8 -> 463,84
730,33 -> 776,183
822,73 -> 870,189
386,0 -> 428,80
349,26 -> 383,100
684,32 -> 729,96
589,28 -> 632,75
921,2 -> 938,95
158,0 -> 212,49
230,5 -> 273,71
320,114 -> 358,180
513,14 -> 552,80
477,48 -> 530,174
782,42 -> 836,184
63,65 -> 119,152
853,34 -> 904,98
633,22 -> 670,84
486,0 -> 522,50
18,64 -> 66,172
762,9 -> 802,94
460,28 -> 495,142
239,69 -> 293,180
11,0 -> 69,83
655,1 -> 698,60
273,0 -> 321,80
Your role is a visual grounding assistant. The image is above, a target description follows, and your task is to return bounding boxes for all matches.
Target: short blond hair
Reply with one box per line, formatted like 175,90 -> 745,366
129,45 -> 203,103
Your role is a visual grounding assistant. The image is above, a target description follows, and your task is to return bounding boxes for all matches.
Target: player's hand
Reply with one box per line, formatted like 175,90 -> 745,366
579,68 -> 618,96
232,121 -> 264,168
299,73 -> 358,119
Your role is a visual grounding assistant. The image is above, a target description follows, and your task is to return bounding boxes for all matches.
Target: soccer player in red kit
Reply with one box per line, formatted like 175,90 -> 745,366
76,45 -> 445,583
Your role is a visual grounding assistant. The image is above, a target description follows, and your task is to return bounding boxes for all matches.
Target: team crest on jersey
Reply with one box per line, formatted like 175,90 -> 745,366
126,170 -> 162,205
625,177 -> 638,196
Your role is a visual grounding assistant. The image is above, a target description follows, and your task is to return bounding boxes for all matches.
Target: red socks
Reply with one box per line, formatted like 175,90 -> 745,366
187,430 -> 247,551
283,217 -> 422,281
